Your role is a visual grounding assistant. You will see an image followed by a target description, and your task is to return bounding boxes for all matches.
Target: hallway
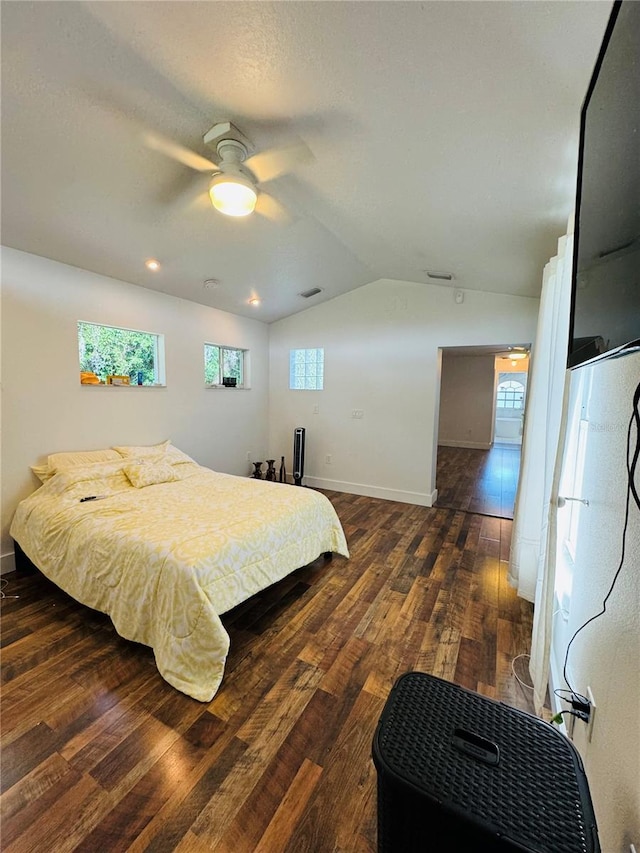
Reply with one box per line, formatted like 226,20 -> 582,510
435,443 -> 521,519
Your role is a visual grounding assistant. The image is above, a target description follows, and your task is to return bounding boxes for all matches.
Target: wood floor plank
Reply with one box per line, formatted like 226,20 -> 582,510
1,721 -> 61,794
190,660 -> 323,848
214,697 -> 331,851
3,771 -> 105,853
72,731 -> 212,853
253,758 -> 324,853
0,751 -> 72,823
282,689 -> 383,853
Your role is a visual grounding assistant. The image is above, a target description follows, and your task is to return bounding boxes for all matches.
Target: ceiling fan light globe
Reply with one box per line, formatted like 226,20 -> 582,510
209,175 -> 257,217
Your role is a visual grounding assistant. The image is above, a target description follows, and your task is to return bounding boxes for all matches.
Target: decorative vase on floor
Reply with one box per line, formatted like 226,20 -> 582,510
279,456 -> 286,483
252,462 -> 263,479
265,460 -> 276,481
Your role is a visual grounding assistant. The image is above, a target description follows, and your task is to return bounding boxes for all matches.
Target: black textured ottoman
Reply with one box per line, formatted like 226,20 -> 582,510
372,672 -> 600,852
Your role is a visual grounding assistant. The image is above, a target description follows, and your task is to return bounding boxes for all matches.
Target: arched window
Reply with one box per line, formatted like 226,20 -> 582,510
496,379 -> 525,409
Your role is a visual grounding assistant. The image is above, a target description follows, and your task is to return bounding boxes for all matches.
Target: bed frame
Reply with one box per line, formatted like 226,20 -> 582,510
14,540 -> 38,575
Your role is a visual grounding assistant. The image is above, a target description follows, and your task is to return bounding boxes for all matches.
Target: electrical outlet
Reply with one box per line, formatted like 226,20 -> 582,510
586,686 -> 596,742
246,451 -> 251,462
313,404 -> 319,414
325,454 -> 332,464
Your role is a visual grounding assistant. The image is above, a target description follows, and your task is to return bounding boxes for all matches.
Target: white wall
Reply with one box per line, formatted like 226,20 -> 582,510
438,352 -> 496,448
1,248 -> 270,570
268,278 -> 538,505
550,351 -> 640,852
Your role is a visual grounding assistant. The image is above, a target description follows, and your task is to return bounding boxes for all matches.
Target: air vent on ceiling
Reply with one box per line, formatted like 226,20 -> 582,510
299,287 -> 323,299
425,270 -> 454,281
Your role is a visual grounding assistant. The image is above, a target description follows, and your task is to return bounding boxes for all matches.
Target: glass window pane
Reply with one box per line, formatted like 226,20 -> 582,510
289,348 -> 324,390
204,345 -> 220,384
78,321 -> 160,385
205,344 -> 245,385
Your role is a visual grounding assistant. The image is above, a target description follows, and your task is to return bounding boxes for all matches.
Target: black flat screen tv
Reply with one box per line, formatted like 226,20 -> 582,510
568,0 -> 640,369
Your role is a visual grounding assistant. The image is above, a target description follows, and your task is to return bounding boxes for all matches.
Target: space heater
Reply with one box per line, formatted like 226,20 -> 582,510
293,427 -> 305,486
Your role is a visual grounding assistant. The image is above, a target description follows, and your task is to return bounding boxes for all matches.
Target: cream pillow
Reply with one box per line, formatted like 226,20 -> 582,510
124,461 -> 179,489
49,448 -> 122,470
31,463 -> 53,483
34,448 -> 122,481
166,445 -> 196,465
113,440 -> 171,459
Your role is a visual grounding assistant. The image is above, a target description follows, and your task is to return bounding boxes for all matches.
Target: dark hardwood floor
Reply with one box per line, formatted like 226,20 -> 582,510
435,443 -> 521,519
1,491 -> 534,852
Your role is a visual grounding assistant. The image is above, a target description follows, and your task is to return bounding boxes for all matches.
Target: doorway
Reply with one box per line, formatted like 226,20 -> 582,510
494,367 -> 528,446
435,344 -> 530,519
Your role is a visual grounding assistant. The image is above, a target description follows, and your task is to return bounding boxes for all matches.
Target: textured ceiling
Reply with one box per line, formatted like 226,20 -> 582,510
1,1 -> 612,323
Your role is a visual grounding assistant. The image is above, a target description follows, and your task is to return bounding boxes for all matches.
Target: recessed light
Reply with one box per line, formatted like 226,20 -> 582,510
145,259 -> 161,271
203,279 -> 221,290
248,297 -> 260,306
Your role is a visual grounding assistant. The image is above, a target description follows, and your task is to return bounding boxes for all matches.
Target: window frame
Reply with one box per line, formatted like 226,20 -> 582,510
289,347 -> 324,391
496,379 -> 525,410
77,320 -> 165,386
204,342 -> 249,389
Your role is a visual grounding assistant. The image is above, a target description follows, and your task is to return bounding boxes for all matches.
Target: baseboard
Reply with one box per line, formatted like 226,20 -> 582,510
1,551 -> 16,575
304,476 -> 437,507
438,440 -> 492,450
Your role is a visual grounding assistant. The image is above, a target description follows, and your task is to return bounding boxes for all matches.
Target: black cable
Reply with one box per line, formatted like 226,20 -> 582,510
628,380 -> 640,511
554,686 -> 589,706
562,378 -> 640,695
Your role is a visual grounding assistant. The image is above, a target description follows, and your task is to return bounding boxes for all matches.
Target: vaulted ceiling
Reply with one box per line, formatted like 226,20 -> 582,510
1,1 -> 612,322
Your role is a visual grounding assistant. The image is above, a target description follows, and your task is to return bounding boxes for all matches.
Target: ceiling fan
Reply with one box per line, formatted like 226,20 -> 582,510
144,121 -> 313,222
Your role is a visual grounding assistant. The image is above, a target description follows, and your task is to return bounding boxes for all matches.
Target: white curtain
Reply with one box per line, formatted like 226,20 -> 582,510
508,229 -> 574,712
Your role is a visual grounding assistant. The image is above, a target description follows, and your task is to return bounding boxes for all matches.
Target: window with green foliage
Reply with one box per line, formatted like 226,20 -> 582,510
289,348 -> 324,390
78,321 -> 164,385
204,343 -> 246,387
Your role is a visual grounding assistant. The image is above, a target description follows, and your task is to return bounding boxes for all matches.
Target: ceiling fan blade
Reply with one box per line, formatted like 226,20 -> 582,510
255,192 -> 293,225
143,131 -> 216,173
245,141 -> 314,184
165,173 -> 212,215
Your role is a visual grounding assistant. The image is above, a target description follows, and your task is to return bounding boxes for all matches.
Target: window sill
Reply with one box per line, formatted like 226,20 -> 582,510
80,383 -> 167,388
206,385 -> 250,390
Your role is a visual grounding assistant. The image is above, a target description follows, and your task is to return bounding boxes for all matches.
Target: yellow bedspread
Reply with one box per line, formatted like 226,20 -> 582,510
10,460 -> 349,701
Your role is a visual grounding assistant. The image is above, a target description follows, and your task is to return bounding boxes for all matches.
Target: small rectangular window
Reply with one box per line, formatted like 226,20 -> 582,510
78,321 -> 164,385
204,343 -> 247,387
289,348 -> 324,390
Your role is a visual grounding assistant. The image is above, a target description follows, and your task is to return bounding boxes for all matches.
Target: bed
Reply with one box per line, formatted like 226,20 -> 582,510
10,442 -> 349,701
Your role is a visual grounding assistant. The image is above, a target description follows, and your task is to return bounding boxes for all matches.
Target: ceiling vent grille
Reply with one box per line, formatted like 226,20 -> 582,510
425,270 -> 454,281
299,287 -> 323,298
